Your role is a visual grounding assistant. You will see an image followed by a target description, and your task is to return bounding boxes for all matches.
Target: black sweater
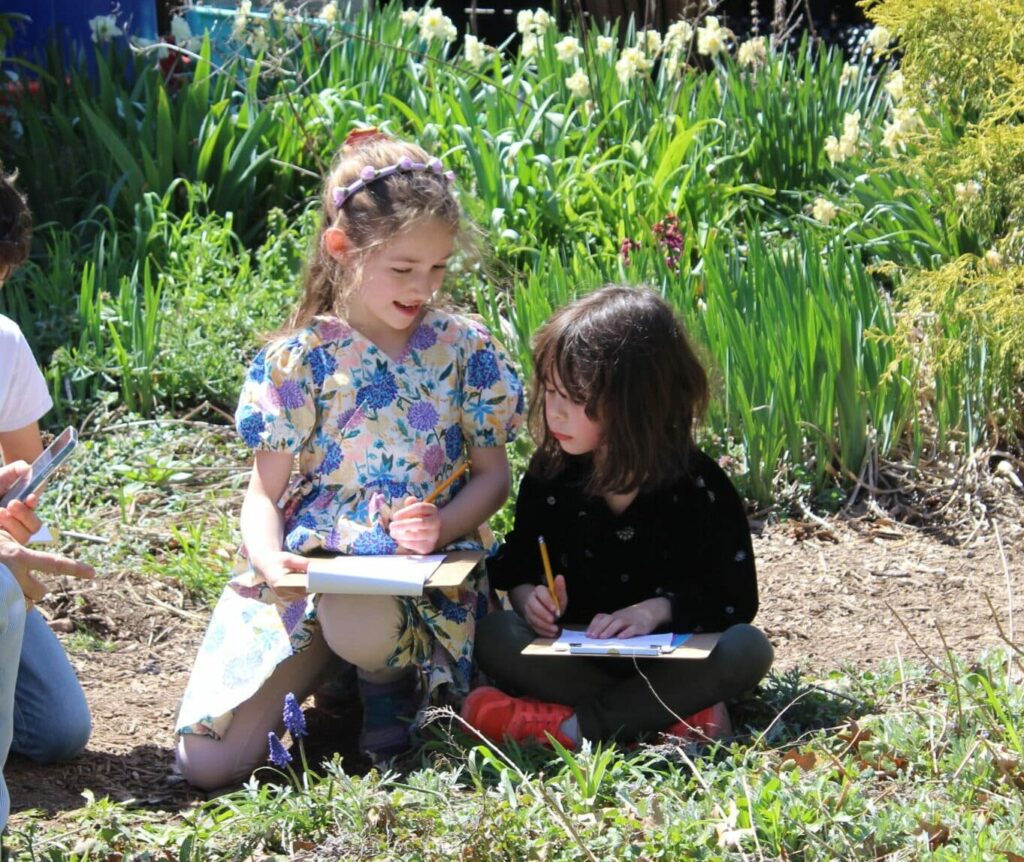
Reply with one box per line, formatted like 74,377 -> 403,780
487,450 -> 758,633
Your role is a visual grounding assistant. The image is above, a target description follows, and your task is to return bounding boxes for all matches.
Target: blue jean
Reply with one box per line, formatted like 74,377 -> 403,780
0,565 -> 27,832
11,609 -> 91,763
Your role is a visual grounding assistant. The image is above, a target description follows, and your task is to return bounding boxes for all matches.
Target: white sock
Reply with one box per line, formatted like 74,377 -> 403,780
559,713 -> 580,744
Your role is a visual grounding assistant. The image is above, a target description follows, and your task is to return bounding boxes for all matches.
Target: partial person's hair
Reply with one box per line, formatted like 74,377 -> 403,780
528,285 -> 709,495
289,131 -> 465,332
0,168 -> 32,273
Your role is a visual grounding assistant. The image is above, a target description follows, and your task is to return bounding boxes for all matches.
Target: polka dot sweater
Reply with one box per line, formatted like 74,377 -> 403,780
487,450 -> 758,633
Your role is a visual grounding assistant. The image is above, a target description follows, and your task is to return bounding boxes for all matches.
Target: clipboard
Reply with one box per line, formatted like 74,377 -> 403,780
522,631 -> 721,659
276,549 -> 484,594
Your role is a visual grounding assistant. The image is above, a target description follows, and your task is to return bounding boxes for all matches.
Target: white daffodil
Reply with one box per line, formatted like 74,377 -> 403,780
170,14 -> 192,44
419,8 -> 457,43
665,19 -> 693,53
737,36 -> 766,68
321,2 -> 338,24
464,34 -> 488,68
565,69 -> 590,97
233,0 -> 252,36
89,15 -> 123,44
866,24 -> 891,54
840,62 -> 857,85
400,8 -> 419,26
697,16 -> 732,57
615,46 -> 650,84
954,180 -> 982,201
636,29 -> 662,56
555,35 -> 582,62
843,110 -> 861,139
884,69 -> 904,102
249,25 -> 269,53
812,196 -> 838,225
824,135 -> 843,165
824,111 -> 861,164
271,2 -> 287,22
882,105 -> 921,152
596,35 -> 615,55
517,8 -> 550,36
521,32 -> 539,58
984,248 -> 1003,268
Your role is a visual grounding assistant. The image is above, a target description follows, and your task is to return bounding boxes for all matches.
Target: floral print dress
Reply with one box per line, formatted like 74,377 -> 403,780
176,309 -> 523,738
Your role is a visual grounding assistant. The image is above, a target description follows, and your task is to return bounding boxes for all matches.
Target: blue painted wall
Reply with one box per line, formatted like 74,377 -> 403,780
2,0 -> 158,59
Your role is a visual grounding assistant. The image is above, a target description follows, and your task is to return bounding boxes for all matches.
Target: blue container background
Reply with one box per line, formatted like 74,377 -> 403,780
2,0 -> 158,60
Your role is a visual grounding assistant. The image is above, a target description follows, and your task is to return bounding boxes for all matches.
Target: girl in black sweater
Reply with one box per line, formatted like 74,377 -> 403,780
462,285 -> 773,747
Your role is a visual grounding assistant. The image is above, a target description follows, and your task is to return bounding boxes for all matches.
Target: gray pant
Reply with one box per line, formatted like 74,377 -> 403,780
475,611 -> 774,741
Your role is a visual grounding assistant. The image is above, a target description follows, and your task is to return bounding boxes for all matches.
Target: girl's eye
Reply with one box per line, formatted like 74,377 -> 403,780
432,264 -> 448,270
391,268 -> 411,274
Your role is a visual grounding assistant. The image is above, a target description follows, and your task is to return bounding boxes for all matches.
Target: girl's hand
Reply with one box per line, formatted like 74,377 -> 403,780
523,575 -> 568,638
250,550 -> 309,603
0,496 -> 42,546
586,597 -> 671,639
389,496 -> 442,555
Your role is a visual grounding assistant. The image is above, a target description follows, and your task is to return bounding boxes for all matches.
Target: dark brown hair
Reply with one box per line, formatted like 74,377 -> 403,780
288,134 -> 464,332
0,168 -> 32,274
528,285 -> 709,495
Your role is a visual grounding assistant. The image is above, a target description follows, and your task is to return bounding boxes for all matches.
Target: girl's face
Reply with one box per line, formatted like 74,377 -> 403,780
345,216 -> 454,347
543,374 -> 602,456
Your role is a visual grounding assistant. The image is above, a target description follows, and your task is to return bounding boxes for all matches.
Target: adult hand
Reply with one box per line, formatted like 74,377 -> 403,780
250,549 -> 309,604
585,597 -> 671,639
389,495 -> 442,555
522,574 -> 567,638
0,530 -> 95,612
0,495 -> 42,546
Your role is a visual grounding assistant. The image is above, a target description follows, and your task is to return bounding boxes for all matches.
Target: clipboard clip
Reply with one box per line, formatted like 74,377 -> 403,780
568,643 -> 663,657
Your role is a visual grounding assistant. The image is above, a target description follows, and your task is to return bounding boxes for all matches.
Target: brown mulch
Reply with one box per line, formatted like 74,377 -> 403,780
6,504 -> 1022,824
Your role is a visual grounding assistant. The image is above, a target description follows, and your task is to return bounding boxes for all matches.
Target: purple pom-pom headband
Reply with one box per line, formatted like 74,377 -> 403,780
332,156 -> 457,209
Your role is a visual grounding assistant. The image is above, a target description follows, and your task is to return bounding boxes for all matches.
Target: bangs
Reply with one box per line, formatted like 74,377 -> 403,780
534,328 -> 593,406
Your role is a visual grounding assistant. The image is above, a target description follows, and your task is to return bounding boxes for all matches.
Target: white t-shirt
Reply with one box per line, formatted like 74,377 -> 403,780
0,314 -> 52,433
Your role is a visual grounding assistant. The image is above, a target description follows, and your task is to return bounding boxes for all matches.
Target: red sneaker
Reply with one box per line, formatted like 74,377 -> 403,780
461,686 -> 575,749
663,702 -> 732,742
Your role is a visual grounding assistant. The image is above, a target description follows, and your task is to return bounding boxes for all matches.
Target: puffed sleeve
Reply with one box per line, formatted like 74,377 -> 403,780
458,320 -> 524,449
486,470 -> 545,592
234,334 -> 318,453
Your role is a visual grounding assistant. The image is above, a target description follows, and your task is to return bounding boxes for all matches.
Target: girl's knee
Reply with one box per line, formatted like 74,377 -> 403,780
318,594 -> 402,672
474,610 -> 530,676
176,734 -> 245,792
716,623 -> 774,682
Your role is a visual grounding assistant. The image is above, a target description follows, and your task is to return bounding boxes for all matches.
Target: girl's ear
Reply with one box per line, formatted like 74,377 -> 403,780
323,227 -> 350,261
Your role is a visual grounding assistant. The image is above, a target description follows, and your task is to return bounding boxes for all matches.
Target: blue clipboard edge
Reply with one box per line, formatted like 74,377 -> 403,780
522,631 -> 721,659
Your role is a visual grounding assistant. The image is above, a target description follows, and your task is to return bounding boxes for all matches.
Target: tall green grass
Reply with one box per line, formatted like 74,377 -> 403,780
0,0 -> 1011,503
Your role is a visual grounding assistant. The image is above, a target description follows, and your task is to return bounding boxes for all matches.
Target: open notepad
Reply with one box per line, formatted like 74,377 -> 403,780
275,550 -> 484,596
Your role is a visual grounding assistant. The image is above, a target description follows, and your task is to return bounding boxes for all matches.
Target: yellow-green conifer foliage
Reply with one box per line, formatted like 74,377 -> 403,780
863,0 -> 1023,434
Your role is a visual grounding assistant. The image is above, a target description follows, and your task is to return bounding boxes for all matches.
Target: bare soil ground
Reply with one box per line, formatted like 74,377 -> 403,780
7,501 -> 1023,825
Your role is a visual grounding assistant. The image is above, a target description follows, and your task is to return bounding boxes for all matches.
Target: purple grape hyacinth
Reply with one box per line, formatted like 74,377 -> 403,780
268,731 -> 292,767
283,692 -> 308,738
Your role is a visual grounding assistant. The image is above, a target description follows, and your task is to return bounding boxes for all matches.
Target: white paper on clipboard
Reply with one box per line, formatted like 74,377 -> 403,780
552,630 -> 678,655
305,554 -> 446,596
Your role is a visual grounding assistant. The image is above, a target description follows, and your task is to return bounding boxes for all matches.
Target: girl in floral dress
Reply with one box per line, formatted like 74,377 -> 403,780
175,130 -> 523,788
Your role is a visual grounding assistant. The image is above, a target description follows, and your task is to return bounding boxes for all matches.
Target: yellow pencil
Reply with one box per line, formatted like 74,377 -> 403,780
424,461 -> 469,504
537,535 -> 561,616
